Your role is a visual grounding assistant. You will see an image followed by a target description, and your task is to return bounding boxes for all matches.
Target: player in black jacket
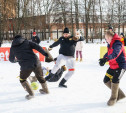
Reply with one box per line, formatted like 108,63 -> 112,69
9,35 -> 49,100
45,28 -> 84,88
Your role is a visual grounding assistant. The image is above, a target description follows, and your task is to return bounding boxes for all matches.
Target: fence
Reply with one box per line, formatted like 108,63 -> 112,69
0,30 -> 63,41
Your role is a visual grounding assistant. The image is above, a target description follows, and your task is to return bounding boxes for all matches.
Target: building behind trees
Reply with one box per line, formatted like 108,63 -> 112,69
0,0 -> 126,43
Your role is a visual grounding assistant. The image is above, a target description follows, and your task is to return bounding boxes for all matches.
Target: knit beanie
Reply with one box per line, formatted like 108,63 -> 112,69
120,33 -> 124,37
33,32 -> 36,35
63,28 -> 69,33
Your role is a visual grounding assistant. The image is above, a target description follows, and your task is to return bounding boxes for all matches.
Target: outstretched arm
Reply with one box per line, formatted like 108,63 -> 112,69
103,52 -> 108,58
73,36 -> 84,41
29,41 -> 48,57
49,38 -> 61,48
9,47 -> 17,63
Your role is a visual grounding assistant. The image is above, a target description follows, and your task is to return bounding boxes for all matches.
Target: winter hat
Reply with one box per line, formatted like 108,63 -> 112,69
33,32 -> 36,35
120,33 -> 124,37
109,26 -> 113,30
63,27 -> 69,33
14,35 -> 21,38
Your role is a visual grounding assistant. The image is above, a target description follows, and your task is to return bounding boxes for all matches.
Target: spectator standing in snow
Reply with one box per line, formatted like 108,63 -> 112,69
99,30 -> 126,106
45,27 -> 84,88
75,30 -> 83,62
31,32 -> 40,44
108,26 -> 116,34
120,33 -> 125,46
109,26 -> 113,31
9,35 -> 49,100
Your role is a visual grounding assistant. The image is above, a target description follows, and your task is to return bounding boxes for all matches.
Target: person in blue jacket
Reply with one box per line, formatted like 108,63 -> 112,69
99,30 -> 126,106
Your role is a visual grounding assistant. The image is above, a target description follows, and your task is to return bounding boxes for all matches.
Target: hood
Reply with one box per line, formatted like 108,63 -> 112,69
12,37 -> 25,46
110,33 -> 121,47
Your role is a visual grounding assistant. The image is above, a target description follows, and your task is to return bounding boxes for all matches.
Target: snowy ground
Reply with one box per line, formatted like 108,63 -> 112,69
0,41 -> 126,113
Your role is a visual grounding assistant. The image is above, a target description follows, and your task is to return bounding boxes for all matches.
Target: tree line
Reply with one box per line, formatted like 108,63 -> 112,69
0,0 -> 126,43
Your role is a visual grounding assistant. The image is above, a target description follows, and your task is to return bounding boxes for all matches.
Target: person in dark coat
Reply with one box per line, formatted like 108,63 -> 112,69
31,32 -> 40,44
99,30 -> 126,106
45,27 -> 84,88
9,35 -> 49,100
120,33 -> 126,46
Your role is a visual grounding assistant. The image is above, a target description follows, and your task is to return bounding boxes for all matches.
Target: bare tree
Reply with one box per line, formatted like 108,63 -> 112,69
99,0 -> 103,41
84,0 -> 93,43
74,0 -> 79,30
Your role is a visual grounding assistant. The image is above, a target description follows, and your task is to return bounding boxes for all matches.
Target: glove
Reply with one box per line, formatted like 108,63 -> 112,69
99,58 -> 108,66
73,36 -> 79,41
48,47 -> 52,51
44,53 -> 53,62
45,56 -> 54,62
44,53 -> 48,57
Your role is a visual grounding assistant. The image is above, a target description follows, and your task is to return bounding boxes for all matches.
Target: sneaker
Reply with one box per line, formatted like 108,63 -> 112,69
59,84 -> 67,88
25,95 -> 34,100
76,58 -> 78,61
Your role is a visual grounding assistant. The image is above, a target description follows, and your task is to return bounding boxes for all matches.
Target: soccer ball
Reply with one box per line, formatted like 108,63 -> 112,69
31,82 -> 39,90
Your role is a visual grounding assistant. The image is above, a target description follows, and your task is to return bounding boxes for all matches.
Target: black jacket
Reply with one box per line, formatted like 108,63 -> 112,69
31,36 -> 40,44
9,37 -> 47,70
49,36 -> 84,57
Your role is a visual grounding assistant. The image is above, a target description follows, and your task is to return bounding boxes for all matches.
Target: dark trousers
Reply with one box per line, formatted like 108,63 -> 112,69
103,67 -> 125,83
47,68 -> 64,82
20,66 -> 46,83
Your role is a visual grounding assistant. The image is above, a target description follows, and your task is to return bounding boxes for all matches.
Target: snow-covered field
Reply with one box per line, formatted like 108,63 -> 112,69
0,41 -> 126,113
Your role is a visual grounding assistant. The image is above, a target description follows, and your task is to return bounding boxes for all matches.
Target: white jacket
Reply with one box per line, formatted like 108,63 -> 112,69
76,41 -> 83,51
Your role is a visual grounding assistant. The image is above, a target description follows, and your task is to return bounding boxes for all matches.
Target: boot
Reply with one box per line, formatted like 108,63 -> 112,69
104,81 -> 111,89
21,81 -> 34,100
117,89 -> 125,101
59,78 -> 67,88
105,81 -> 125,101
61,65 -> 67,71
80,58 -> 82,62
76,58 -> 78,61
107,83 -> 119,106
39,82 -> 49,94
29,76 -> 37,83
